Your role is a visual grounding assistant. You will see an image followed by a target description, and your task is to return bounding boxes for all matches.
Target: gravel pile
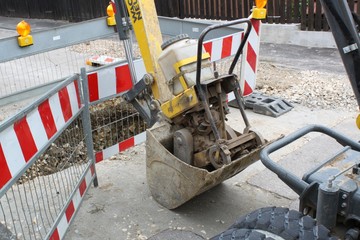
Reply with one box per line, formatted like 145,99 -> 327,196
18,126 -> 87,184
71,38 -> 141,59
90,98 -> 147,151
256,63 -> 358,111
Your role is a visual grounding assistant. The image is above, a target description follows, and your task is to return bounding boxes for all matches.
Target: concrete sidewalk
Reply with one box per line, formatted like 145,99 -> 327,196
67,104 -> 357,240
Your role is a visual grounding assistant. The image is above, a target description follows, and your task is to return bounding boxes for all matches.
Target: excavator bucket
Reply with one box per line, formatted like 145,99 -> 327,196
146,122 -> 265,209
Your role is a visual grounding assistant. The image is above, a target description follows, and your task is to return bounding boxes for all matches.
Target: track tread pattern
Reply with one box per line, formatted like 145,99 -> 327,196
211,207 -> 339,240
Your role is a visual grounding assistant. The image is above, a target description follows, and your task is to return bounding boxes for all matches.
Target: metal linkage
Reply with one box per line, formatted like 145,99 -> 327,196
320,0 -> 360,107
195,17 -> 253,140
113,0 -> 138,84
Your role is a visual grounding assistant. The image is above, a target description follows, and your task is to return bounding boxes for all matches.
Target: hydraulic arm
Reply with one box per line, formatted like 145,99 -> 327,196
320,0 -> 360,108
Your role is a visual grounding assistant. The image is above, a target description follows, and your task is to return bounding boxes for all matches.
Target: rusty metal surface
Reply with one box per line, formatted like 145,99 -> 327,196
146,122 -> 268,209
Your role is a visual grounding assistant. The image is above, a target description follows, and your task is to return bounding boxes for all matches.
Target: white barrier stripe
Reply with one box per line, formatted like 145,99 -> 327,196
244,63 -> 256,87
49,93 -> 66,131
210,39 -> 223,62
98,67 -> 117,99
134,132 -> 146,145
133,59 -> 147,82
85,168 -> 93,186
26,110 -> 48,151
231,33 -> 241,55
0,127 -> 26,176
248,30 -> 260,55
72,188 -> 82,210
66,82 -> 80,116
103,144 -> 120,160
227,92 -> 235,102
57,214 -> 68,239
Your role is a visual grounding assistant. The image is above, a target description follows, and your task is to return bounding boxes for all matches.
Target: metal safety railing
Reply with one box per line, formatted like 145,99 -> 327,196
0,73 -> 97,240
0,17 -> 124,107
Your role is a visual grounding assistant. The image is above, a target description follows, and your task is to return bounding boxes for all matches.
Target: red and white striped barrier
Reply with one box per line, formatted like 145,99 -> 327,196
240,18 -> 262,97
0,80 -> 81,190
49,164 -> 95,240
95,132 -> 146,163
203,32 -> 244,62
87,59 -> 146,103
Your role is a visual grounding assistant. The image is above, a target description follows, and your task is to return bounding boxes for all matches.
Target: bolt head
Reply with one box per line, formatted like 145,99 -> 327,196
176,137 -> 183,145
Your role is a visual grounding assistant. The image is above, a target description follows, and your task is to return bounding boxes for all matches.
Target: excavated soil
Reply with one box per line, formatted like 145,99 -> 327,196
18,99 -> 147,184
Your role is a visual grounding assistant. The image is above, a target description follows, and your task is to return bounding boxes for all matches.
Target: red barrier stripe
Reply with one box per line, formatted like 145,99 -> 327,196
119,137 -> 135,151
74,81 -> 81,109
247,44 -> 257,72
79,179 -> 87,197
38,99 -> 57,139
243,81 -> 253,96
203,42 -> 212,56
14,118 -> 37,162
0,144 -> 11,189
221,35 -> 233,59
49,229 -> 60,240
88,73 -> 99,102
115,65 -> 133,93
252,19 -> 260,35
65,201 -> 75,222
95,152 -> 103,163
58,87 -> 72,122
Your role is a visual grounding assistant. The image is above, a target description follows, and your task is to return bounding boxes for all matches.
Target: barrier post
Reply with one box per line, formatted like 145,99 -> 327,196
240,17 -> 262,96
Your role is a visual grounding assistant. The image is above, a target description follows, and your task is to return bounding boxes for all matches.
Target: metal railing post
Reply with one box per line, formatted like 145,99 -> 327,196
80,68 -> 98,187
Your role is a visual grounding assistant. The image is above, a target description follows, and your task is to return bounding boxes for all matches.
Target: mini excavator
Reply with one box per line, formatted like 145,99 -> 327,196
115,0 -> 360,239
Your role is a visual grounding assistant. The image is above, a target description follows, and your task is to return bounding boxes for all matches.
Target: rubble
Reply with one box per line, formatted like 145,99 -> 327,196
256,63 -> 357,111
